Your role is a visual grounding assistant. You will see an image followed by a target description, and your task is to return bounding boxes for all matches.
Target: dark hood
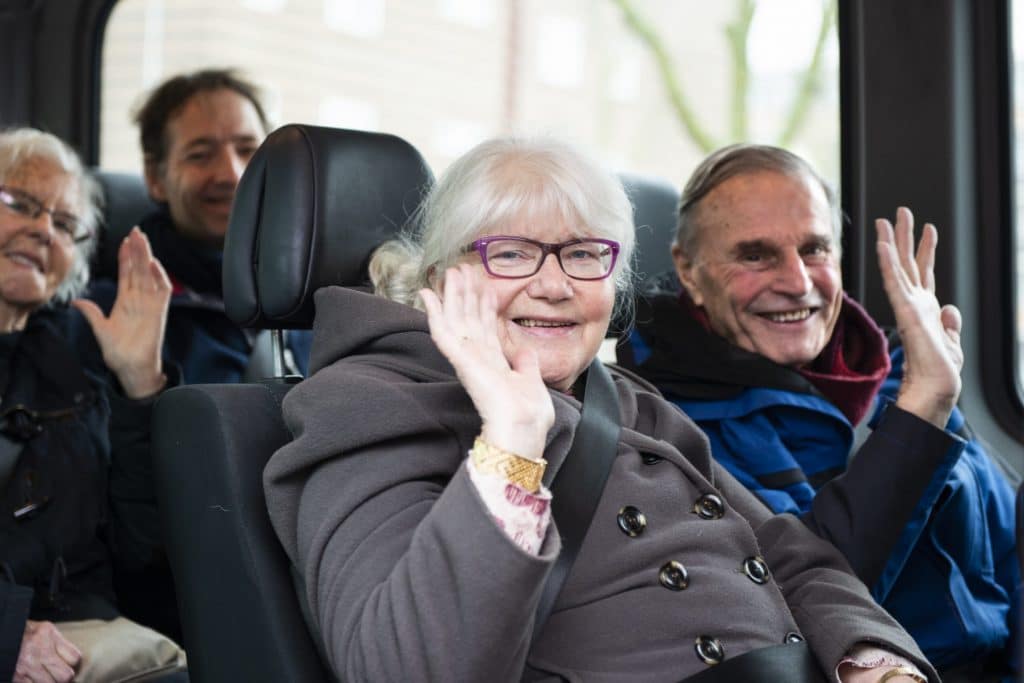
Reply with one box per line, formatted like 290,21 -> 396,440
622,286 -> 822,401
308,286 -> 451,381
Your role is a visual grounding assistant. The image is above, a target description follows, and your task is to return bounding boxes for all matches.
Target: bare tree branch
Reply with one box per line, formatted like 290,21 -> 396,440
725,0 -> 756,141
778,0 -> 837,146
610,0 -> 718,152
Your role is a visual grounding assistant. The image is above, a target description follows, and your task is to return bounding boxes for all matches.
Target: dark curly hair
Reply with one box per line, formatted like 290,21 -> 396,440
134,68 -> 270,167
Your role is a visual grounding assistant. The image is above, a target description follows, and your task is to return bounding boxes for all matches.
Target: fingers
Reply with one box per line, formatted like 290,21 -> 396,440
149,254 -> 172,295
41,655 -> 76,682
421,265 -> 507,369
442,267 -> 469,347
874,218 -> 907,299
135,228 -> 163,289
875,208 -> 940,299
119,227 -> 170,296
117,228 -> 137,292
916,222 -> 937,292
419,287 -> 452,352
892,207 -> 921,286
54,636 -> 81,668
479,285 -> 498,332
441,265 -> 486,340
941,303 -> 962,339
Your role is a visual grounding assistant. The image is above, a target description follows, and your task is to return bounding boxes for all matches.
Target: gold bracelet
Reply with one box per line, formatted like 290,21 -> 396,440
470,437 -> 547,493
877,666 -> 927,683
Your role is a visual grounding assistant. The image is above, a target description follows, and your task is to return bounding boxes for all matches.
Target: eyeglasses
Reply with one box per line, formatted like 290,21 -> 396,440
467,235 -> 620,280
0,185 -> 92,244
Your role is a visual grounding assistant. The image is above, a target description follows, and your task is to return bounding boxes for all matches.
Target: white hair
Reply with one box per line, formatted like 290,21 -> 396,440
0,128 -> 102,304
370,135 -> 636,318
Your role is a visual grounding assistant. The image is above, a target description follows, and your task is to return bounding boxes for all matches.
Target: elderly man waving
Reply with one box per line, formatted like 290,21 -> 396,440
620,144 -> 1017,683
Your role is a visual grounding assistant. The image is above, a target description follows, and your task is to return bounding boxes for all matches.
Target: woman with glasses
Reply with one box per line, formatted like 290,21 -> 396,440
265,137 -> 938,682
0,128 -> 173,683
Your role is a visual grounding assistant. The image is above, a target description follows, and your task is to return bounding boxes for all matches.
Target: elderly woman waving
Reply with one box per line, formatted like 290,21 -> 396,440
0,128 -> 173,683
265,137 -> 945,682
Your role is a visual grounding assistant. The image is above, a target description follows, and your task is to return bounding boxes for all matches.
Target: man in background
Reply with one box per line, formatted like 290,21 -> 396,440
89,68 -> 310,641
94,67 -> 309,385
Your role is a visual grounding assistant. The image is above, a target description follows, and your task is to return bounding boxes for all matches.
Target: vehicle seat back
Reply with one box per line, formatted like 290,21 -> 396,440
620,171 -> 679,285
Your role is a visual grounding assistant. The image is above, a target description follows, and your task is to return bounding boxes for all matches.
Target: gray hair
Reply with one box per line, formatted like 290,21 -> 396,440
0,128 -> 102,304
675,143 -> 841,258
370,135 -> 636,319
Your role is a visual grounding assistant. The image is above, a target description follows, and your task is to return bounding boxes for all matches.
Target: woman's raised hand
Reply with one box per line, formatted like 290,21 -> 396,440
875,207 -> 963,427
420,264 -> 554,459
73,227 -> 171,399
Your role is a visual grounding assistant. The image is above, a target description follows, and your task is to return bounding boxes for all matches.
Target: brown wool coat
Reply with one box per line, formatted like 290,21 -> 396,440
264,287 -> 935,683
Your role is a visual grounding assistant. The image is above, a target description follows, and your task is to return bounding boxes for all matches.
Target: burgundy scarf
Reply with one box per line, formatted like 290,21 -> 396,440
685,292 -> 890,425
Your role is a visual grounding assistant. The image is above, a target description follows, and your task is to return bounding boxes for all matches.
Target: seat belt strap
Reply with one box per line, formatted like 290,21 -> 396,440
244,329 -> 301,381
531,359 -> 621,644
678,642 -> 825,683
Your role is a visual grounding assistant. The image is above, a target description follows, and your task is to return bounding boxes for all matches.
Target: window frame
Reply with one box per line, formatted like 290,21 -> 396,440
840,0 -> 1024,457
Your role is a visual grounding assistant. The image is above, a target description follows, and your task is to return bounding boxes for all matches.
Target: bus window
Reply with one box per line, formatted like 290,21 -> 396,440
100,0 -> 838,183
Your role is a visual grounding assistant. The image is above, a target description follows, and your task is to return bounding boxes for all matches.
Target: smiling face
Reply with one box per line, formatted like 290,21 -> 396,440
145,88 -> 266,246
460,218 -> 616,392
674,170 -> 842,368
0,156 -> 79,327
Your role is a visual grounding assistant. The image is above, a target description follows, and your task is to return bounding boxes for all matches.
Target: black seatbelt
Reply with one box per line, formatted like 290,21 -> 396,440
531,359 -> 621,644
243,329 -> 276,382
244,329 -> 302,381
678,642 -> 825,683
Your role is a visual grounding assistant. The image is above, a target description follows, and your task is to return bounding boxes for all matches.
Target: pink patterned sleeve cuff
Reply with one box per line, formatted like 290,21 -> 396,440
836,644 -> 927,682
467,458 -> 552,555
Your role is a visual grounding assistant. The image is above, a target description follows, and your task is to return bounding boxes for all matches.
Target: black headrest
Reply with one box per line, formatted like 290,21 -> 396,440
224,124 -> 434,329
620,172 -> 680,282
90,170 -> 160,280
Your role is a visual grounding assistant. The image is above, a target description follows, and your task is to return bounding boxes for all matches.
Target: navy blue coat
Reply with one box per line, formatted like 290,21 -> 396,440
0,307 -> 164,680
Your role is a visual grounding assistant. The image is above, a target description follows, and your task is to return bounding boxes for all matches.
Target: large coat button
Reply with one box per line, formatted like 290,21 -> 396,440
693,493 -> 725,520
617,506 -> 647,537
742,556 -> 770,584
659,561 -> 689,591
784,632 -> 804,643
695,635 -> 724,665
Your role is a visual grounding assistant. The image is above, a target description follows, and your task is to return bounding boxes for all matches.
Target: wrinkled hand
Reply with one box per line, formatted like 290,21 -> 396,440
420,265 -> 554,459
73,227 -> 171,399
876,207 -> 963,428
14,620 -> 81,683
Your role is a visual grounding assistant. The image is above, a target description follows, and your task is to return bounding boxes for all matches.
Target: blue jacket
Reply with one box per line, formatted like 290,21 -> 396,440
621,289 -> 1017,674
